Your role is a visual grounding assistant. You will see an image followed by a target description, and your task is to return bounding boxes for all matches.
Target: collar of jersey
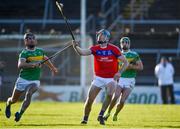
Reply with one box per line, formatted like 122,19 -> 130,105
122,49 -> 131,53
25,47 -> 37,51
99,43 -> 108,49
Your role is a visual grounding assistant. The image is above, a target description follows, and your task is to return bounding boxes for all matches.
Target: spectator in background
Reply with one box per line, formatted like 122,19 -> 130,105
155,56 -> 175,104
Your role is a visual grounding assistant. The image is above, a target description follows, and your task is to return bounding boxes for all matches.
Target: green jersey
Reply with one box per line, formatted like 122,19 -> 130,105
19,48 -> 45,80
119,50 -> 141,78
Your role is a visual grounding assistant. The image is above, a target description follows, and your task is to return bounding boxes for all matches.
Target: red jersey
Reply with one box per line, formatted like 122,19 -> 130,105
90,43 -> 122,78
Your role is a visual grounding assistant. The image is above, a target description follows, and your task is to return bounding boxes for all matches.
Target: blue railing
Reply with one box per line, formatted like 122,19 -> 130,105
0,19 -> 80,24
118,19 -> 180,24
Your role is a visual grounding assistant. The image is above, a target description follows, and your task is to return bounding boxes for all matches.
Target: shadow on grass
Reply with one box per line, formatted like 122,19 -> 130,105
13,123 -> 180,129
143,125 -> 180,128
16,123 -> 87,127
27,113 -> 62,116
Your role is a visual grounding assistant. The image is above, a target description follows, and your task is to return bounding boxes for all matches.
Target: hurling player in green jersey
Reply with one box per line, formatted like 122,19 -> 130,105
104,37 -> 143,121
5,32 -> 58,122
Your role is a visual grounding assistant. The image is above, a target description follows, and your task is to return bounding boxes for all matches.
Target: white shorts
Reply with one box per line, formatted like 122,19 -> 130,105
15,77 -> 40,91
118,77 -> 135,89
91,76 -> 116,89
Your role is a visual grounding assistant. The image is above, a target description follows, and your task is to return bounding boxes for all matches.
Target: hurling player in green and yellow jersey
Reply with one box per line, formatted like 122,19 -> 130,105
104,37 -> 143,121
5,32 -> 58,122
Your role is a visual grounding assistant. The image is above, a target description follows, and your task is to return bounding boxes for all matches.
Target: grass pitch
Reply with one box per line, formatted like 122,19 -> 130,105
0,102 -> 180,129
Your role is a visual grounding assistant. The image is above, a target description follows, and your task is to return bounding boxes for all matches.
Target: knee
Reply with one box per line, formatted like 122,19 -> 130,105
119,99 -> 126,104
27,87 -> 37,96
113,95 -> 119,102
11,97 -> 18,103
25,91 -> 34,101
27,91 -> 33,96
106,94 -> 113,99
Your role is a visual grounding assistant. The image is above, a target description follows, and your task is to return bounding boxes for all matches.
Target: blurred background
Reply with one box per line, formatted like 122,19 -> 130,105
0,0 -> 180,103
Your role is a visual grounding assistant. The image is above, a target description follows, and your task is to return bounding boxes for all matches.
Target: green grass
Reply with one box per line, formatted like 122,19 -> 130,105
0,102 -> 180,129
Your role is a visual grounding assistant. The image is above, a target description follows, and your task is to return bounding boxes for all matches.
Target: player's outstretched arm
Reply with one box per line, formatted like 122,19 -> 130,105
18,59 -> 40,69
72,40 -> 91,56
43,56 -> 58,75
154,65 -> 160,78
114,55 -> 129,81
128,60 -> 143,71
118,54 -> 129,73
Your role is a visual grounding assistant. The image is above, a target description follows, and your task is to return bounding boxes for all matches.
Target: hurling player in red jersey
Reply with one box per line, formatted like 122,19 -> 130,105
72,29 -> 128,125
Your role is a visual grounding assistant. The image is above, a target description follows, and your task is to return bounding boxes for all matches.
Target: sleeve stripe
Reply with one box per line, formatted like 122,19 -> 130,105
19,58 -> 26,60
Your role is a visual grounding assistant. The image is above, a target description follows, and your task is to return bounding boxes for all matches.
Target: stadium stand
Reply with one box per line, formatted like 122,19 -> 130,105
0,0 -> 45,19
129,34 -> 178,49
147,0 -> 180,19
0,0 -> 179,87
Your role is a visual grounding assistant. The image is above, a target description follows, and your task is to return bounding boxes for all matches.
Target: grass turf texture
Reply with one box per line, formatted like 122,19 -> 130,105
0,102 -> 180,129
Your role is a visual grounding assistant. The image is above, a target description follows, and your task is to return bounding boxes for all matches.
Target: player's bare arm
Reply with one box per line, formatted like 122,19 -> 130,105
43,56 -> 58,75
127,60 -> 143,71
114,55 -> 129,81
72,40 -> 91,56
18,59 -> 40,69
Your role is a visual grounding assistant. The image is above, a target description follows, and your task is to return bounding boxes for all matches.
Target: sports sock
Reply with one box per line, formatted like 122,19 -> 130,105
99,110 -> 105,116
83,115 -> 89,122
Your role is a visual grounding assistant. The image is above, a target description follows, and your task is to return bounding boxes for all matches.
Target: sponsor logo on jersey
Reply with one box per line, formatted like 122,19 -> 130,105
96,50 -> 113,56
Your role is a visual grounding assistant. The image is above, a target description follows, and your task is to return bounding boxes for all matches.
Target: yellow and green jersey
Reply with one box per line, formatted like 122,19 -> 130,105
19,47 -> 45,80
119,50 -> 141,78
